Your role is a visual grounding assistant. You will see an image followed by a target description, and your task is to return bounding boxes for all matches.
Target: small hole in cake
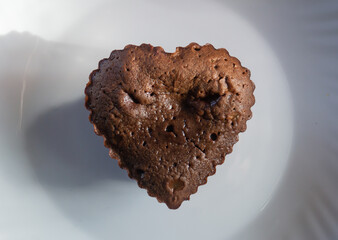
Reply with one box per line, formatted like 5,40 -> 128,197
131,132 -> 134,136
165,145 -> 169,149
150,92 -> 155,96
133,89 -> 136,93
126,68 -> 130,71
173,116 -> 176,120
214,65 -> 219,70
128,93 -> 140,104
173,162 -> 177,167
136,169 -> 145,179
236,93 -> 239,96
142,141 -> 147,146
168,179 -> 185,192
233,63 -> 236,68
148,128 -> 153,136
116,56 -> 119,59
242,71 -> 245,75
242,84 -> 245,88
166,125 -> 174,133
193,46 -> 201,51
201,93 -> 221,107
210,133 -> 217,141
224,58 -> 228,61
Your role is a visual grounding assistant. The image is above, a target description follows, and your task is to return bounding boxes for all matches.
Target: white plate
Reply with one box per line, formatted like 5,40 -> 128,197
0,0 -> 337,239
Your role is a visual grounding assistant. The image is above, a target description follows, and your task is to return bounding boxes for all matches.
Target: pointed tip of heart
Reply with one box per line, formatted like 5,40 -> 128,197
145,179 -> 191,210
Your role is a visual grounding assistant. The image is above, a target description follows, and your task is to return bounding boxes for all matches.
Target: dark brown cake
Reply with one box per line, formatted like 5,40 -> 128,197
85,43 -> 255,209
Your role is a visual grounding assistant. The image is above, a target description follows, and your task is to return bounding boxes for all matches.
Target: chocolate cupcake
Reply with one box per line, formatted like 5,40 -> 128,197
85,43 -> 255,209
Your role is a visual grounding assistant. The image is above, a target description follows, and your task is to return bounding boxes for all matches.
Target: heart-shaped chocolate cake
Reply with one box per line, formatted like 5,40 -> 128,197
85,43 -> 255,209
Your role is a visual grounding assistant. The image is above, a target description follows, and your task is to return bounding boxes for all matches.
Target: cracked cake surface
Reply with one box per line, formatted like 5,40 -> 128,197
85,43 -> 255,209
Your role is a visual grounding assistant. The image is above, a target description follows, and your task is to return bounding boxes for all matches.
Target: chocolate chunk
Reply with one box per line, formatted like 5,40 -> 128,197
85,43 -> 255,209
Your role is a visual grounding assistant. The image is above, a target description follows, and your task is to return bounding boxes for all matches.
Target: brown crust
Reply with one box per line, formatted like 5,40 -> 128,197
85,43 -> 255,209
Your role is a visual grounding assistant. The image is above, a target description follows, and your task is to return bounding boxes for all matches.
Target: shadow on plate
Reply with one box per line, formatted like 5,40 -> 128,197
24,98 -> 131,188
